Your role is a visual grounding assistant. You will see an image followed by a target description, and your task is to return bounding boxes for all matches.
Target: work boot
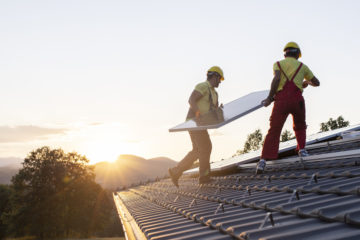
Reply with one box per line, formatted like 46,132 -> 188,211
168,167 -> 181,188
256,159 -> 266,175
298,149 -> 309,157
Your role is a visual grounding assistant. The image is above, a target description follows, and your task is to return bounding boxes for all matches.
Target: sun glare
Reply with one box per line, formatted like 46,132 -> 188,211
82,136 -> 144,165
66,123 -> 141,164
72,123 -> 142,165
85,142 -> 123,164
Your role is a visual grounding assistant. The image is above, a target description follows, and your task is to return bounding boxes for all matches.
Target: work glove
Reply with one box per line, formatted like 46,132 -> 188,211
195,110 -> 201,118
302,81 -> 309,89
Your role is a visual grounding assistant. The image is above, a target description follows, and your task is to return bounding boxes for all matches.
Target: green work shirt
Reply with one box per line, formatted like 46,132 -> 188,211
194,81 -> 218,115
274,57 -> 314,92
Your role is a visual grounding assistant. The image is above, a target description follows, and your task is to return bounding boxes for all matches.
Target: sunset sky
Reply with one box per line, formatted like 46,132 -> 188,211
1,0 -> 360,164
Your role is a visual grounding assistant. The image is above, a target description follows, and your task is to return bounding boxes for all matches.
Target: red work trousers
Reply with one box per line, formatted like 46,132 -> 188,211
261,81 -> 307,160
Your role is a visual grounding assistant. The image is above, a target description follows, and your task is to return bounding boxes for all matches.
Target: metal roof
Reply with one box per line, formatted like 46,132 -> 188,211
185,124 -> 360,173
114,130 -> 360,240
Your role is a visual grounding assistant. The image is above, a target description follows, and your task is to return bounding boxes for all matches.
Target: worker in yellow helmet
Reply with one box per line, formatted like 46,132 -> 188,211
169,66 -> 224,186
256,42 -> 320,174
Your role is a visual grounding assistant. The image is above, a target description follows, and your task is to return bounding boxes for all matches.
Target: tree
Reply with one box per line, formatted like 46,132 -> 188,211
7,147 -> 112,239
280,129 -> 295,142
236,129 -> 263,155
0,185 -> 12,239
320,116 -> 350,132
95,190 -> 124,237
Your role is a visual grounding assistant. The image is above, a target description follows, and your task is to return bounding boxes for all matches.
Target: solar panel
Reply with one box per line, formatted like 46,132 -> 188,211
169,90 -> 269,132
184,123 -> 360,173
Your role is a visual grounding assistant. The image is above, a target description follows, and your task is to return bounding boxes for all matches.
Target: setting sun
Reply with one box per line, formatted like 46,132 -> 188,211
84,140 -> 138,164
72,123 -> 142,164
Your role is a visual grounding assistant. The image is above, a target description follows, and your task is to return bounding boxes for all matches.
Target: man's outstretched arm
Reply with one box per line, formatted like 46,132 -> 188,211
303,76 -> 320,88
262,70 -> 281,107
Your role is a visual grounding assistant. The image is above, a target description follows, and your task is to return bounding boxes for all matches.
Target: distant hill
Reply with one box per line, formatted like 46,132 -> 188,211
0,166 -> 19,184
94,154 -> 177,189
0,157 -> 22,184
0,155 -> 177,189
0,157 -> 23,168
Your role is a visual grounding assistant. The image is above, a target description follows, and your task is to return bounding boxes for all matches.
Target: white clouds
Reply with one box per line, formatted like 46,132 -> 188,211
0,122 -> 138,163
0,125 -> 68,143
0,125 -> 70,160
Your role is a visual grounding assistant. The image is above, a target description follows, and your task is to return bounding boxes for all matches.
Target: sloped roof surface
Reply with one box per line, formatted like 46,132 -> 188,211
187,124 -> 360,173
115,134 -> 360,240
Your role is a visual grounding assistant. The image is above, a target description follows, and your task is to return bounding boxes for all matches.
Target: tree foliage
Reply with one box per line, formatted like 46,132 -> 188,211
235,128 -> 298,156
233,116 -> 350,156
320,116 -> 350,132
280,129 -> 295,142
236,129 -> 263,155
6,146 -> 113,239
0,185 -> 12,239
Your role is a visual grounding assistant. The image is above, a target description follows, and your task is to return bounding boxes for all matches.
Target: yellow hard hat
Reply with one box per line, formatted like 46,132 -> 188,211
283,42 -> 302,58
207,66 -> 224,81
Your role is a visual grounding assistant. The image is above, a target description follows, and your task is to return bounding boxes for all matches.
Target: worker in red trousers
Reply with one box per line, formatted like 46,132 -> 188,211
256,42 -> 320,174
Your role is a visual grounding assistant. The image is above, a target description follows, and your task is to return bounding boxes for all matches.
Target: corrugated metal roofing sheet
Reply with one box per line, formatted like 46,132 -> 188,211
114,133 -> 360,240
185,124 -> 360,173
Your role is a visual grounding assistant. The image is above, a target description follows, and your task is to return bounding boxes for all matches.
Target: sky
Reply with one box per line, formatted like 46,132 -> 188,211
1,0 -> 360,164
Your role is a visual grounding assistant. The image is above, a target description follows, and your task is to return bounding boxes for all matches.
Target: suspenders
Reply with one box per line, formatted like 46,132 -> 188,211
207,86 -> 218,111
276,61 -> 303,82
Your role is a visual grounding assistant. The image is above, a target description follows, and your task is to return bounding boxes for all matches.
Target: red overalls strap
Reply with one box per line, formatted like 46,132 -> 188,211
276,61 -> 303,82
275,61 -> 303,101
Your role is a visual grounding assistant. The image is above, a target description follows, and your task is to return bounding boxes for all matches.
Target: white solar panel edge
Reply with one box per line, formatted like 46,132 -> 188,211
169,103 -> 264,132
169,90 -> 269,132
